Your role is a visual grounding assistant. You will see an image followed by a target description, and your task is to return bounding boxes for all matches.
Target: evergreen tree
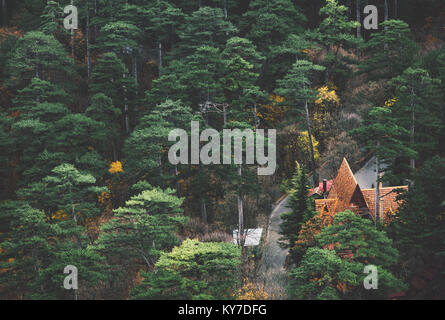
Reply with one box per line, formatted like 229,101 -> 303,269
359,20 -> 418,81
241,0 -> 307,90
349,105 -> 416,188
289,211 -> 406,300
85,93 -> 122,161
0,202 -> 58,299
317,0 -> 360,84
40,0 -> 63,35
131,239 -> 241,300
18,163 -> 107,224
279,163 -> 316,264
175,6 -> 237,56
389,68 -> 444,175
276,60 -> 325,184
94,187 -> 186,279
5,31 -> 74,89
89,52 -> 138,133
389,157 -> 445,293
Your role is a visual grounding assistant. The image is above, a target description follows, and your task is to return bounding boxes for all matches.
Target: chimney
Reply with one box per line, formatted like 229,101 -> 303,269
323,179 -> 327,199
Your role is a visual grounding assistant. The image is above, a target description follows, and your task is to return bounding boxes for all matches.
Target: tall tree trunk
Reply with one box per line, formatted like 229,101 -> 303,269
224,0 -> 228,19
410,99 -> 416,172
71,0 -> 74,58
111,141 -> 118,162
394,0 -> 398,19
237,164 -> 244,247
94,0 -> 98,38
356,0 -> 361,38
201,197 -> 208,231
158,42 -> 162,74
123,73 -> 130,133
384,0 -> 389,50
157,0 -> 162,75
133,55 -> 138,84
175,165 -> 180,198
375,154 -> 380,224
304,99 -> 317,186
86,0 -> 91,79
2,0 -> 6,26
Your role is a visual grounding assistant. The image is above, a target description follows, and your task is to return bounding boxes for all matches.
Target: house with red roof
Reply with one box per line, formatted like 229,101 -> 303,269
314,158 -> 408,223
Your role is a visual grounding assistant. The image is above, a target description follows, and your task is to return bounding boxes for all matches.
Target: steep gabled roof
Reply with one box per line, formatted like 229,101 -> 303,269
328,158 -> 369,213
361,186 -> 409,223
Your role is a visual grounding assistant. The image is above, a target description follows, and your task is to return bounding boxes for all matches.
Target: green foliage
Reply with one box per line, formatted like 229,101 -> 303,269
349,106 -> 416,184
18,163 -> 107,223
95,187 -> 186,275
389,68 -> 444,171
279,163 -> 316,262
317,0 -> 361,84
131,239 -> 241,300
176,6 -> 237,55
359,20 -> 418,81
5,31 -> 74,89
276,60 -> 325,110
40,1 -> 63,35
389,157 -> 445,268
288,211 -> 406,300
89,52 -> 137,130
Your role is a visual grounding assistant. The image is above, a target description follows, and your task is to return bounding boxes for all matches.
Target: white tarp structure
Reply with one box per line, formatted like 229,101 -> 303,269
232,228 -> 263,246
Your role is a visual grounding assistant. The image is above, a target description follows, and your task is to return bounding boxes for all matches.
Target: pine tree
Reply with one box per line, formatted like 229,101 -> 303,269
389,68 -> 444,176
289,211 -> 406,300
176,6 -> 237,55
241,0 -> 307,90
359,20 -> 418,81
40,0 -> 63,35
89,52 -> 138,133
0,201 -> 58,299
276,60 -> 325,184
131,239 -> 241,300
18,163 -> 107,224
279,163 -> 316,264
85,93 -> 122,161
5,31 -> 74,89
94,187 -> 186,280
317,0 -> 361,84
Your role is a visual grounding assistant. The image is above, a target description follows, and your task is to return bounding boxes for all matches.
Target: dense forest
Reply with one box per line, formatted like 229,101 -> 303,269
0,0 -> 444,300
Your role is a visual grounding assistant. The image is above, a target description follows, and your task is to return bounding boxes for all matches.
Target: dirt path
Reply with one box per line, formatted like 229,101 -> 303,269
257,196 -> 289,300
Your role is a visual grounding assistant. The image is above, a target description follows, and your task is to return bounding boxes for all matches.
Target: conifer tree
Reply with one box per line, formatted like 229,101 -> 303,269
276,60 -> 325,184
288,211 -> 406,300
90,52 -> 137,133
5,31 -> 74,89
94,187 -> 186,278
317,0 -> 360,84
359,20 -> 418,81
279,163 -> 316,264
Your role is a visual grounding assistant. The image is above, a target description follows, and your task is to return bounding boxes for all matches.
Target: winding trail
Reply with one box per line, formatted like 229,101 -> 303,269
257,196 -> 289,300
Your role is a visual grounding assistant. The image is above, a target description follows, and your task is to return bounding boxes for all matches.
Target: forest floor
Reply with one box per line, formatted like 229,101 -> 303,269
256,196 -> 289,300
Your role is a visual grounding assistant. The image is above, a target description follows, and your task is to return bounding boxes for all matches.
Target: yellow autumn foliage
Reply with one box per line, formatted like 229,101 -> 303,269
385,97 -> 398,108
51,209 -> 69,221
98,191 -> 111,205
234,280 -> 269,300
109,161 -> 124,174
315,86 -> 340,110
297,131 -> 320,162
257,94 -> 286,126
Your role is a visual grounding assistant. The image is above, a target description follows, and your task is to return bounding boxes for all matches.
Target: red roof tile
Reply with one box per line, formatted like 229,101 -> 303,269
314,158 -> 409,222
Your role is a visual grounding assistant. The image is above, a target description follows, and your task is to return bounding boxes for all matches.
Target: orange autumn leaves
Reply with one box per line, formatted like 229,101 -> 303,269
294,209 -> 337,254
109,161 -> 123,174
